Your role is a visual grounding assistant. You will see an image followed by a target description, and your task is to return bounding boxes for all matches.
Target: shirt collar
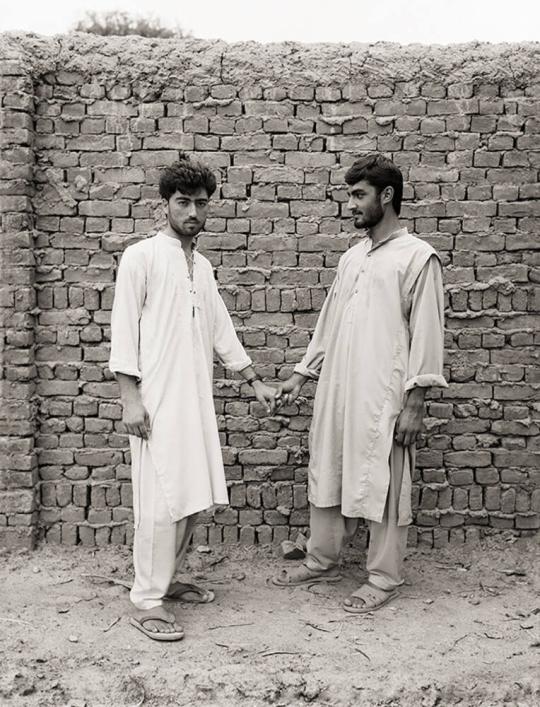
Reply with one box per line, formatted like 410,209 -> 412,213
156,231 -> 197,251
367,227 -> 408,255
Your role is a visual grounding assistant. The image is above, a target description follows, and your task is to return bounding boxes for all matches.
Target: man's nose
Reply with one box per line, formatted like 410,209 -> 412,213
187,202 -> 197,216
347,197 -> 355,211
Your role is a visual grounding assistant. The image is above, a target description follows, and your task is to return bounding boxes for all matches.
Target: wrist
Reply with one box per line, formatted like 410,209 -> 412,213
405,387 -> 426,409
122,388 -> 142,406
245,372 -> 262,387
290,372 -> 307,387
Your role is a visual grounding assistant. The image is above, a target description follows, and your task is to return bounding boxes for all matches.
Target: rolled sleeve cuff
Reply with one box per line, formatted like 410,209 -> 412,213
404,374 -> 448,392
108,359 -> 142,382
293,363 -> 319,380
224,355 -> 252,373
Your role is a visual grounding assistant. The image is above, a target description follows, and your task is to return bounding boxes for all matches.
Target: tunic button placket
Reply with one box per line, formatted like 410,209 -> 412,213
184,250 -> 196,318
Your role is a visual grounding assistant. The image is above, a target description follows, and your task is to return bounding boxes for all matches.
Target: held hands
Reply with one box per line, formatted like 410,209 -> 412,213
251,380 -> 278,415
275,373 -> 306,408
122,398 -> 151,440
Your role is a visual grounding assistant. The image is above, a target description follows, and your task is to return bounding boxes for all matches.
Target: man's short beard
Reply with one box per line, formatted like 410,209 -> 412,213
172,224 -> 203,238
355,201 -> 384,230
168,214 -> 205,238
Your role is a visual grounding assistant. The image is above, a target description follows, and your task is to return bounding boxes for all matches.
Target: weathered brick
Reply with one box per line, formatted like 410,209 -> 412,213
445,451 -> 491,467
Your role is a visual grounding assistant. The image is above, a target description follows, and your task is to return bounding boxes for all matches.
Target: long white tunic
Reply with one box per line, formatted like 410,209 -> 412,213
109,232 -> 251,523
294,228 -> 447,524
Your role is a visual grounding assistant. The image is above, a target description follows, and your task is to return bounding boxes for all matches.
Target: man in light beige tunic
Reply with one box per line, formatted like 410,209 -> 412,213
109,155 -> 276,640
273,154 -> 447,612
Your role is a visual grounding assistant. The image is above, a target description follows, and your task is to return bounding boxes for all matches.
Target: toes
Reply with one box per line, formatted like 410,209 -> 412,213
146,620 -> 177,633
182,590 -> 211,602
344,598 -> 366,609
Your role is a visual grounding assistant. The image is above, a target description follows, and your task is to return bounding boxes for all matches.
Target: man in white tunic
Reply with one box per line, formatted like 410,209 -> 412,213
272,154 -> 447,612
109,154 -> 276,640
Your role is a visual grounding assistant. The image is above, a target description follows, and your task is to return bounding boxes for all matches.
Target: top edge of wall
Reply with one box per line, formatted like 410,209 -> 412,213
1,32 -> 539,87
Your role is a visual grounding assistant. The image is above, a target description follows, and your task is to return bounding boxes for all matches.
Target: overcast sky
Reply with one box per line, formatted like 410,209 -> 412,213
1,0 -> 539,43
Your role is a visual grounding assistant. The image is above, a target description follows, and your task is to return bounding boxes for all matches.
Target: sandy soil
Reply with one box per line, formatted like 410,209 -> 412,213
1,532 -> 539,707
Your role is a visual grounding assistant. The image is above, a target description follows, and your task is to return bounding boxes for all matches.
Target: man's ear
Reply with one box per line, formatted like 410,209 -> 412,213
381,186 -> 394,207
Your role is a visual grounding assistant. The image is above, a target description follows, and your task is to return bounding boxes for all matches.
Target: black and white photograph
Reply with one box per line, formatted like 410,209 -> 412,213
0,0 -> 539,704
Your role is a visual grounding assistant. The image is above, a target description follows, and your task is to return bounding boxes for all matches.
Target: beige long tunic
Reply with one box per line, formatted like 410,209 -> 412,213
294,228 -> 447,524
109,232 -> 251,523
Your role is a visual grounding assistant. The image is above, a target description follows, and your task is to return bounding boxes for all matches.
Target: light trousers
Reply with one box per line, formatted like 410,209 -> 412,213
130,443 -> 197,610
304,443 -> 410,591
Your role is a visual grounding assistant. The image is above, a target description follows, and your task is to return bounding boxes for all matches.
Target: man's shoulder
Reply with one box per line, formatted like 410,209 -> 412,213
122,236 -> 154,257
114,238 -> 156,282
397,232 -> 440,261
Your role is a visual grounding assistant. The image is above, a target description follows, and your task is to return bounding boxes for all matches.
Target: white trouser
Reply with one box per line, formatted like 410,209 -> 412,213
130,443 -> 197,610
304,443 -> 409,590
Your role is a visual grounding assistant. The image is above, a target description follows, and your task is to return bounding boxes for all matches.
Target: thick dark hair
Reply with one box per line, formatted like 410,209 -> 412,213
344,153 -> 403,215
159,152 -> 217,200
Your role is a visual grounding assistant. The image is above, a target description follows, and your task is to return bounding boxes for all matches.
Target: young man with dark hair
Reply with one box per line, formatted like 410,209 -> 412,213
273,153 -> 447,612
109,154 -> 276,641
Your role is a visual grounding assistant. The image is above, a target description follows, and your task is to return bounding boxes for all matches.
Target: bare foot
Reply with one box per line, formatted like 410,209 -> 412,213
343,583 -> 398,614
130,606 -> 184,641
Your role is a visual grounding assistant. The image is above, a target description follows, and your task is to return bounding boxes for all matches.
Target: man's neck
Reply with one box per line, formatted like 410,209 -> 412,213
367,213 -> 402,246
163,225 -> 195,253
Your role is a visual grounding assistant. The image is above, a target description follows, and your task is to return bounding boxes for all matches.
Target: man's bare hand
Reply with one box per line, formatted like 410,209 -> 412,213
394,388 -> 426,447
275,373 -> 307,407
123,399 -> 151,440
252,381 -> 278,415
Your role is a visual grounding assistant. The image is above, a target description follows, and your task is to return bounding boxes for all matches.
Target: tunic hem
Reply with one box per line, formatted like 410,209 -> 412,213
307,496 -> 411,526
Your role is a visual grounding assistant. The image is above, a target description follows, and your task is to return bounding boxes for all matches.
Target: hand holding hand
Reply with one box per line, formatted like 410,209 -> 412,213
252,380 -> 278,414
275,372 -> 307,408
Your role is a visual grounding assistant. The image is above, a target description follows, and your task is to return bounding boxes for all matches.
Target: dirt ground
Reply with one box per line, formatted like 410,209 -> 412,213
1,532 -> 539,707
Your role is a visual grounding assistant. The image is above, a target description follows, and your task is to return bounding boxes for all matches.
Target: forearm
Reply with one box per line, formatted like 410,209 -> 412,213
404,386 -> 427,409
116,373 -> 142,405
287,371 -> 308,388
238,366 -> 266,395
116,373 -> 151,438
238,365 -> 259,381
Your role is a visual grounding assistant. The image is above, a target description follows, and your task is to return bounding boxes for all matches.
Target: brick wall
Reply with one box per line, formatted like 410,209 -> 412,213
0,44 -> 39,548
0,35 -> 538,549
